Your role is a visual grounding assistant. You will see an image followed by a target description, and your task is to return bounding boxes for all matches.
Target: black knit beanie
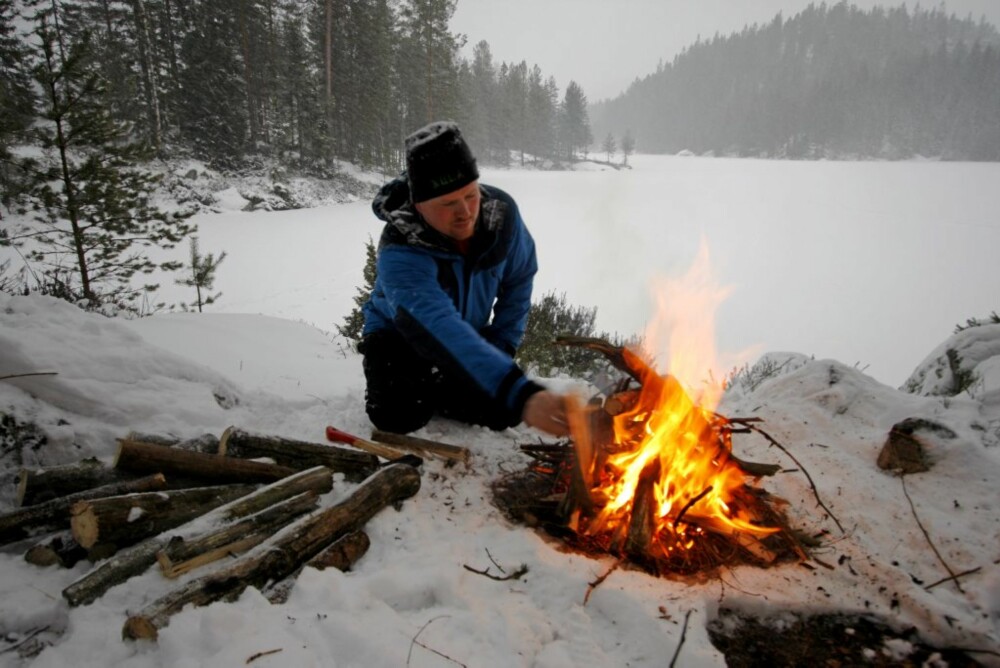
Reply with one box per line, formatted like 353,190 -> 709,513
405,121 -> 479,203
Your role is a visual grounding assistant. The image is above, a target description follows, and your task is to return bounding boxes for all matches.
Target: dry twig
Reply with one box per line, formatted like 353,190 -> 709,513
583,560 -> 622,605
746,423 -> 845,533
668,610 -> 693,668
406,616 -> 465,668
246,648 -> 283,664
900,475 -> 965,594
924,566 -> 982,591
0,372 -> 58,382
462,563 -> 528,581
0,626 -> 50,656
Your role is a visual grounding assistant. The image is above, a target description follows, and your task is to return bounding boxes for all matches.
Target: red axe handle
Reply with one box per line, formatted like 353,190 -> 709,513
326,426 -> 406,461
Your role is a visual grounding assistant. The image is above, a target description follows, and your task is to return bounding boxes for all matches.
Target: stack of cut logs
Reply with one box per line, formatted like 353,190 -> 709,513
0,426 -> 468,642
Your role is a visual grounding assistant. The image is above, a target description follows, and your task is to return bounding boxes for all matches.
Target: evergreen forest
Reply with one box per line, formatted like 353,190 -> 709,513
591,3 -> 1000,160
0,0 -> 594,189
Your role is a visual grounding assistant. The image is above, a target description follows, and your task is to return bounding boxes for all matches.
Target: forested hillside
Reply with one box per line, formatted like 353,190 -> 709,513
592,3 -> 1000,160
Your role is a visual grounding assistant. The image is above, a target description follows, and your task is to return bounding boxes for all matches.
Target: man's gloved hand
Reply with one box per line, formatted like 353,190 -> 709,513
522,390 -> 569,437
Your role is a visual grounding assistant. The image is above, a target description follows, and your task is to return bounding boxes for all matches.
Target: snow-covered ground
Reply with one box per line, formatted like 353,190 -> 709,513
1,156 -> 999,666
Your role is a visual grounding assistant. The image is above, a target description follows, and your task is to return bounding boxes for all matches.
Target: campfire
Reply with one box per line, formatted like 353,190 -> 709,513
495,248 -> 806,574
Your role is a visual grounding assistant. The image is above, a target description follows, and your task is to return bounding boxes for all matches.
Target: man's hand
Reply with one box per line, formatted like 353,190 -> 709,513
522,390 -> 569,437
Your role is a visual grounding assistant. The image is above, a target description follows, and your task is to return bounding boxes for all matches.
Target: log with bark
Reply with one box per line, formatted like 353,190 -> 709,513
16,459 -> 139,507
63,466 -> 334,607
114,438 -> 296,482
0,473 -> 169,546
218,427 -> 378,481
122,463 -> 421,641
155,491 -> 320,578
124,431 -> 221,454
70,484 -> 256,551
264,530 -> 371,604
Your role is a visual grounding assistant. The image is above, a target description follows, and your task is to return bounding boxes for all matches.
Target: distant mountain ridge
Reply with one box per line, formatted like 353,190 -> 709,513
591,3 -> 1000,160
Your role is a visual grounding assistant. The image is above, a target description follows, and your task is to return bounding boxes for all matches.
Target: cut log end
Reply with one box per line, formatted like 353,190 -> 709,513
71,507 -> 100,549
122,616 -> 158,642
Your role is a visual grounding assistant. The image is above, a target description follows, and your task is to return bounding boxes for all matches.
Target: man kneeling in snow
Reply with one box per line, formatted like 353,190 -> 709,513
359,121 -> 567,437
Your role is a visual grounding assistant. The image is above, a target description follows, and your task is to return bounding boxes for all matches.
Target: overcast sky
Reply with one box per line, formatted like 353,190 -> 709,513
451,0 -> 1000,101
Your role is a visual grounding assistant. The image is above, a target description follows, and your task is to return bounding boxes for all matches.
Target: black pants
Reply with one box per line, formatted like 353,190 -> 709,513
360,329 -> 515,434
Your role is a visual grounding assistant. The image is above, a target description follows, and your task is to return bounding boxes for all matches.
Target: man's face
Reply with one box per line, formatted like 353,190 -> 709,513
414,180 -> 481,242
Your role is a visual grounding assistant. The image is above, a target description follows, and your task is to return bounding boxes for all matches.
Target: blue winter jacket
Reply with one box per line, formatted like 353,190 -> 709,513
362,176 -> 542,424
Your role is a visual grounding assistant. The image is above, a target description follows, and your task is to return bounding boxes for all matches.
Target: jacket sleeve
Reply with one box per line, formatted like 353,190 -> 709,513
377,245 -> 542,424
482,206 -> 537,356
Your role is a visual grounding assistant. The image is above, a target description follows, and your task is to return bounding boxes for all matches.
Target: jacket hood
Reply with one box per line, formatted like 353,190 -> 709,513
372,175 -> 412,224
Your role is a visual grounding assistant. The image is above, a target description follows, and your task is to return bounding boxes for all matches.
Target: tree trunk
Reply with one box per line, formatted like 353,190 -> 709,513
62,466 -> 333,607
70,484 -> 255,550
0,473 -> 168,545
219,427 -> 377,481
115,438 -> 296,482
129,0 -> 162,148
122,463 -> 421,641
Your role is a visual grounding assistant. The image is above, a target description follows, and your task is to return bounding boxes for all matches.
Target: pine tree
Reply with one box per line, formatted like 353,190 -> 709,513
175,236 -> 226,312
16,7 -> 194,311
395,0 -> 462,130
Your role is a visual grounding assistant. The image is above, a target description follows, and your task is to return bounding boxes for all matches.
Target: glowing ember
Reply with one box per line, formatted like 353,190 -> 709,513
568,242 -> 778,563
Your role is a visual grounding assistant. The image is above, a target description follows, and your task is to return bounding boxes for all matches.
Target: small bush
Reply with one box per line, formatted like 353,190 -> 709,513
954,311 -> 1000,333
517,291 -> 619,378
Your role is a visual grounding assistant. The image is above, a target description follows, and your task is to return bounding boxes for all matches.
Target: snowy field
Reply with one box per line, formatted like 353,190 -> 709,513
1,156 -> 999,666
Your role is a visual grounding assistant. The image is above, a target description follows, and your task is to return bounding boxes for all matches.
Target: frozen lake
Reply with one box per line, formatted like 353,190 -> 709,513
78,155 -> 1000,388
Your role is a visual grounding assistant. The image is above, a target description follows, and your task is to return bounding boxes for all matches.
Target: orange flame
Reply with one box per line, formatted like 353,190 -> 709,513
573,241 -> 776,558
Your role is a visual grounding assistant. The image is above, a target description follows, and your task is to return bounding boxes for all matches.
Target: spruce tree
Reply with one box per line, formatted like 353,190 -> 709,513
337,236 -> 377,348
0,0 -> 35,208
16,8 -> 194,311
559,81 -> 592,160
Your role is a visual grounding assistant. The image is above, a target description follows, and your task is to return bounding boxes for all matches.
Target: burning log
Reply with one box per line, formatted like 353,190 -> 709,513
492,334 -> 802,575
623,461 -> 660,560
115,438 -> 296,483
369,429 -> 470,463
122,463 -> 421,641
70,484 -> 256,552
63,466 -> 334,607
0,473 -> 169,545
219,427 -> 379,481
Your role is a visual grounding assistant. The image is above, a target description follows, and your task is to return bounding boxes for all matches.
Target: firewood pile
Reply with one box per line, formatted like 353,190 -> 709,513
493,337 -> 810,576
0,426 -> 461,642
